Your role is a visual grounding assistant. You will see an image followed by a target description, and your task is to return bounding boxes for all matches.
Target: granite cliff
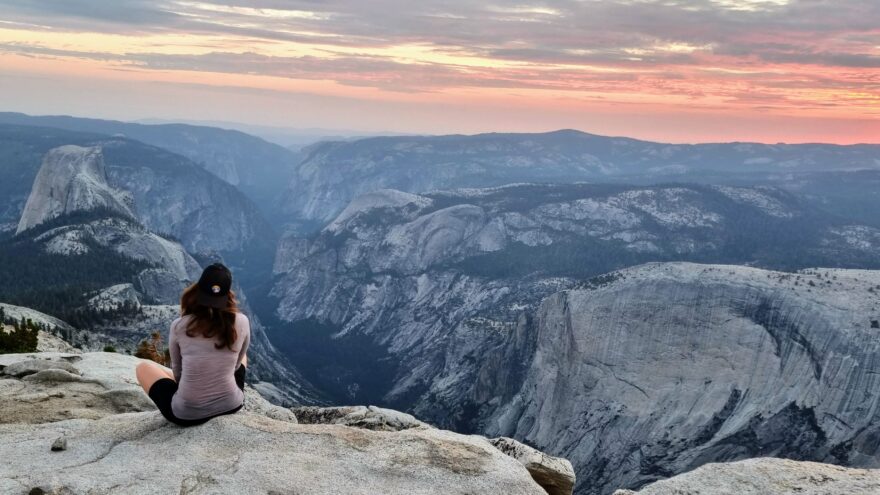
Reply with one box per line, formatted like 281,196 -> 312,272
269,183 -> 880,492
466,263 -> 880,493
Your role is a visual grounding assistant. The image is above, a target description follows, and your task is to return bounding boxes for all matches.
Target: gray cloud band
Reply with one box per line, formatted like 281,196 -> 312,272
0,0 -> 876,89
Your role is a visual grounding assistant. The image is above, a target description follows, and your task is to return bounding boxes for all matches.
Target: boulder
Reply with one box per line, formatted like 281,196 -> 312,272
613,457 -> 880,495
1,358 -> 80,378
242,387 -> 298,423
490,437 -> 576,495
36,331 -> 79,353
22,369 -> 86,383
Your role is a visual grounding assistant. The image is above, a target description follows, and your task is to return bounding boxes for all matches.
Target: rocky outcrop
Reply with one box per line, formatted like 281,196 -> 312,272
0,112 -> 300,223
292,405 -> 428,431
491,437 -> 576,495
86,284 -> 141,311
36,331 -> 78,353
0,352 -> 567,495
31,216 -> 200,304
0,302 -> 74,334
16,145 -> 133,234
472,263 -> 880,493
2,303 -> 80,353
612,458 -> 880,495
0,352 -> 158,424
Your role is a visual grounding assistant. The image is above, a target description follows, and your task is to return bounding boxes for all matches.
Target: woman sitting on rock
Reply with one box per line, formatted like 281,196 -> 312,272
135,263 -> 250,426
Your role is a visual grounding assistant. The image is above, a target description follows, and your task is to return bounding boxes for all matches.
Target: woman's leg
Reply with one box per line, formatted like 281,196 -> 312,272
235,354 -> 247,391
136,360 -> 174,394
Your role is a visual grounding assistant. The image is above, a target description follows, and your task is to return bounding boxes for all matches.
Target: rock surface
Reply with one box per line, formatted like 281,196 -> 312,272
491,437 -> 576,495
0,352 -> 559,495
36,330 -> 79,353
0,303 -> 74,333
612,458 -> 880,495
16,145 -> 133,234
0,352 -> 154,424
292,405 -> 428,431
31,216 -> 200,304
1,412 -> 547,495
475,263 -> 880,494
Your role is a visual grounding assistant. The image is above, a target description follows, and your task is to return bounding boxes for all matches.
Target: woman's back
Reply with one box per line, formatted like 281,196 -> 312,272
169,312 -> 250,420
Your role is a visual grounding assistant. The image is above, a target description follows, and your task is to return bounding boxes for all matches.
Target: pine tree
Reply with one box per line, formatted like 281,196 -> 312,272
0,316 -> 38,353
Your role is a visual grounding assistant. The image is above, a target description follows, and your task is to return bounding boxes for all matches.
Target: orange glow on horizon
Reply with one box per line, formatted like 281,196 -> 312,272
0,2 -> 876,144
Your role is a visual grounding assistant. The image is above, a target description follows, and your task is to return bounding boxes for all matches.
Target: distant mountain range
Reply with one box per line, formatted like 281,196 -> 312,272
0,124 -> 274,258
3,111 -> 880,494
282,129 -> 880,232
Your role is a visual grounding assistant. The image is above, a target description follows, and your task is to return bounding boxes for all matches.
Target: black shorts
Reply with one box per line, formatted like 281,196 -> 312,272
148,364 -> 247,427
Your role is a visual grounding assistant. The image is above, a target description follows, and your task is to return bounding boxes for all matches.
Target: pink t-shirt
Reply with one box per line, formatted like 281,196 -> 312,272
168,312 -> 250,420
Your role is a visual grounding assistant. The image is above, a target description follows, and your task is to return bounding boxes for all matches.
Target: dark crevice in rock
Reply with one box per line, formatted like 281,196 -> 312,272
62,418 -> 169,471
694,402 -> 827,467
692,388 -> 742,446
740,299 -> 823,381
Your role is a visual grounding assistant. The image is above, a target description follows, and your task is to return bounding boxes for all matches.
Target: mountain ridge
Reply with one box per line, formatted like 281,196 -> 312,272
269,182 -> 880,493
282,130 -> 880,232
0,112 -> 301,221
16,145 -> 134,234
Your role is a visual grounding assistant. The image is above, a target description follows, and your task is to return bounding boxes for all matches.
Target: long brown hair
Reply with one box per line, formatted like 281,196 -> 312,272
180,283 -> 239,350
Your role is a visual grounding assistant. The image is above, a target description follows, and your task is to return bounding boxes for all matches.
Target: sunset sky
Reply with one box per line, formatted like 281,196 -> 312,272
0,0 -> 876,143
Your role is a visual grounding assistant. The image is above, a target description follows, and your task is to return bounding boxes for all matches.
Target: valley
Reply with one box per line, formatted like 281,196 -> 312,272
1,114 -> 879,494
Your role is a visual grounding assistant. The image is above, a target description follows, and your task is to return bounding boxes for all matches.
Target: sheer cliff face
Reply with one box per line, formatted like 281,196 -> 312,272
475,264 -> 880,494
16,145 -> 133,234
99,140 -> 275,256
15,145 -> 202,304
1,127 -> 273,256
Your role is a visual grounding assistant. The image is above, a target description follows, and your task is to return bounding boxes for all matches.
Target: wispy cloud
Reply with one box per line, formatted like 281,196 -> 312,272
0,0 -> 876,141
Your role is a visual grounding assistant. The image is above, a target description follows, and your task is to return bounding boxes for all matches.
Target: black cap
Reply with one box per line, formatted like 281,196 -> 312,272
197,263 -> 232,309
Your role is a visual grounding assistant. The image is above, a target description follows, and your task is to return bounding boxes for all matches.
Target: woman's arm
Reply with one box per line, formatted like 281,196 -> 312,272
169,319 -> 182,382
236,314 -> 250,369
